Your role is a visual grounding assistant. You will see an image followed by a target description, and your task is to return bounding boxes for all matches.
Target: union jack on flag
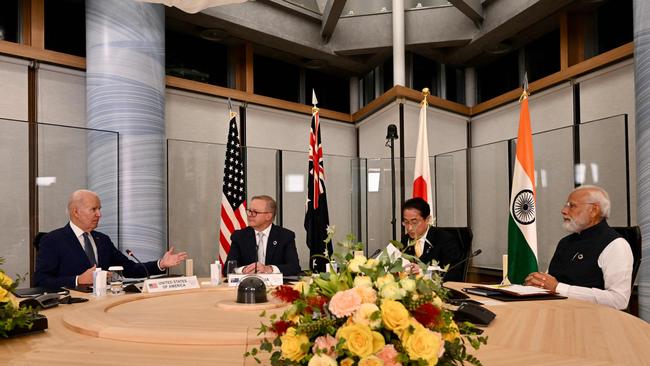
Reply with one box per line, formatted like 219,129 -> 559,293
304,91 -> 331,272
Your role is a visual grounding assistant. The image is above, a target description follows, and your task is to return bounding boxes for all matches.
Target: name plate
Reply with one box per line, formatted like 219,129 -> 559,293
227,273 -> 283,287
143,276 -> 200,293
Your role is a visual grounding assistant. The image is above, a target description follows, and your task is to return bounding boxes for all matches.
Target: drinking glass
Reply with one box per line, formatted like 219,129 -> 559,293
108,266 -> 124,295
226,260 -> 238,284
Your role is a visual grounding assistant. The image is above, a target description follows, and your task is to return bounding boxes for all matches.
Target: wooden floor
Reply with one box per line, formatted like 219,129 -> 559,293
4,282 -> 650,365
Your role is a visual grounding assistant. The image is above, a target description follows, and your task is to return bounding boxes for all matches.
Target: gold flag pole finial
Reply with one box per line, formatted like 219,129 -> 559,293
421,87 -> 430,107
519,72 -> 530,102
228,97 -> 237,119
312,89 -> 319,114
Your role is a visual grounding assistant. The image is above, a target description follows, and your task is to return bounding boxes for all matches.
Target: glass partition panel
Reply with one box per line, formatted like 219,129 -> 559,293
38,124 -> 119,244
0,119 -> 29,284
434,150 -> 468,227
469,141 -> 510,269
0,120 -> 118,287
281,151 -> 356,270
364,158 -> 400,256
579,115 -> 629,226
531,127 -> 574,271
167,139 -> 224,277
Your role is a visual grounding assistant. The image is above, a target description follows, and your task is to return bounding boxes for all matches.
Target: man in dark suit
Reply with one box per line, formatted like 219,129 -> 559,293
224,195 -> 300,275
400,197 -> 464,281
34,189 -> 187,288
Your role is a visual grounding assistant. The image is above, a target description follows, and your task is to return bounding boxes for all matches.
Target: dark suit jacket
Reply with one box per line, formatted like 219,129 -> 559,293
224,224 -> 300,276
34,223 -> 164,288
401,226 -> 464,281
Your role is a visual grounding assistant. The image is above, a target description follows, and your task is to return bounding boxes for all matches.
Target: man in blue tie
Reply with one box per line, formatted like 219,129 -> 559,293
34,189 -> 187,288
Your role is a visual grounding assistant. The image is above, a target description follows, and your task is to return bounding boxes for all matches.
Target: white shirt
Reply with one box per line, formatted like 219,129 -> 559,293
554,238 -> 633,310
235,225 -> 279,274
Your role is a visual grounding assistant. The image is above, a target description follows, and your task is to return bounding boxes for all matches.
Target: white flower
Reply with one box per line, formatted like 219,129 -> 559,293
379,282 -> 406,300
352,303 -> 381,329
399,278 -> 416,292
354,275 -> 373,288
348,255 -> 367,273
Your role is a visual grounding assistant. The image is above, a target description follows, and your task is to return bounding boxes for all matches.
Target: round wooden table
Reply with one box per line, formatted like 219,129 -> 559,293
4,283 -> 650,365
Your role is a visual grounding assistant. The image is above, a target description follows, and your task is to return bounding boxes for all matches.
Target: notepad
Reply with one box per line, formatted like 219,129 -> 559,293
474,284 -> 552,296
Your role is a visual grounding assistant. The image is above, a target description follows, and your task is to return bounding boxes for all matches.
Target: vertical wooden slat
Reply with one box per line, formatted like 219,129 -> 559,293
560,13 -> 569,70
23,0 -> 45,49
245,42 -> 254,94
567,13 -> 585,67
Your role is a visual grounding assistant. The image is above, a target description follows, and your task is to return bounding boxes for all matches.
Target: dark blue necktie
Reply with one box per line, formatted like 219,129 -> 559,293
82,232 -> 97,266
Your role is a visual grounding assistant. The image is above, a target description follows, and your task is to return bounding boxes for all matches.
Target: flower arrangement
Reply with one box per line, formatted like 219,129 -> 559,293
0,258 -> 37,337
246,229 -> 487,365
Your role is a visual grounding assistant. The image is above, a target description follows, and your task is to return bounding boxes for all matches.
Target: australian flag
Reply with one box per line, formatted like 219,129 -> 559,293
304,96 -> 331,272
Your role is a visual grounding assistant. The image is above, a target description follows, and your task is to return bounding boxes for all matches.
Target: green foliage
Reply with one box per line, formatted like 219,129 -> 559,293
0,257 -> 39,338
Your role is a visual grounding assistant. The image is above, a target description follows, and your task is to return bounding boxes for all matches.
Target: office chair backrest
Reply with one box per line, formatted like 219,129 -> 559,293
612,226 -> 642,286
436,227 -> 473,282
33,232 -> 47,252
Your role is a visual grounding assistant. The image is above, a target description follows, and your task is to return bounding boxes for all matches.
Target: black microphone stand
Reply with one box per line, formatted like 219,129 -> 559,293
386,124 -> 399,241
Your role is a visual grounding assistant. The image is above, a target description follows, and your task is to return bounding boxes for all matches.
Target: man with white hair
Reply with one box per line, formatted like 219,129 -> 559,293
34,189 -> 187,288
525,185 -> 633,309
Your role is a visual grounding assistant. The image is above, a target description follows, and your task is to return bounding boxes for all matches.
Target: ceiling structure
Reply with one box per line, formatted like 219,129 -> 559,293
166,0 -> 607,76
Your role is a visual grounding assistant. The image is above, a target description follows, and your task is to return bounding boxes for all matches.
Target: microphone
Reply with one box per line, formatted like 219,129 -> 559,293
446,249 -> 482,275
386,124 -> 399,139
126,249 -> 151,279
255,243 -> 259,274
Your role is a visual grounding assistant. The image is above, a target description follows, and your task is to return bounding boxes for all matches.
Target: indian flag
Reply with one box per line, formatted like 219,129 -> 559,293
507,90 -> 538,284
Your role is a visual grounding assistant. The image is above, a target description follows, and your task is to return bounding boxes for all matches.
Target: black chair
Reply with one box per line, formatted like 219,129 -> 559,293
612,226 -> 642,287
436,227 -> 473,282
33,232 -> 48,252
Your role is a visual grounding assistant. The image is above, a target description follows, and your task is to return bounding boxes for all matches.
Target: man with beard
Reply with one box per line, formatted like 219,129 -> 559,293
524,185 -> 633,309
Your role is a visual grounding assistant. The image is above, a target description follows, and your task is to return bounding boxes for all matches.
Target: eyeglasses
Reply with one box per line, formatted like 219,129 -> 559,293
401,219 -> 424,227
246,209 -> 272,217
564,202 -> 597,209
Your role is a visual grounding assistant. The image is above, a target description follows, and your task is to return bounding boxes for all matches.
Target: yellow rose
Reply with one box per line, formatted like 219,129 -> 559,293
359,355 -> 384,366
354,275 -> 373,288
0,286 -> 9,301
308,354 -> 337,366
442,320 -> 460,342
403,328 -> 443,365
375,274 -> 395,289
0,271 -> 13,287
292,280 -> 310,295
349,255 -> 367,272
355,286 -> 378,304
399,278 -> 416,292
394,317 -> 425,339
363,258 -> 380,269
379,282 -> 406,300
340,358 -> 355,366
336,323 -> 384,357
380,299 -> 410,330
352,303 -> 381,329
432,296 -> 443,308
280,327 -> 309,361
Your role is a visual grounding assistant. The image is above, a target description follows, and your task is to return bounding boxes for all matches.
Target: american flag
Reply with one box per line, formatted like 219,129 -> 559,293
304,91 -> 331,272
218,107 -> 247,265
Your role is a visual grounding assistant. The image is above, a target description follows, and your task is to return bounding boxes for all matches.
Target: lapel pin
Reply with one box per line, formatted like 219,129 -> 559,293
273,241 -> 277,246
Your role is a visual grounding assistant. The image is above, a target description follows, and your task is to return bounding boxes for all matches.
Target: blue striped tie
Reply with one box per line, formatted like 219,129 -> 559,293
83,232 -> 97,266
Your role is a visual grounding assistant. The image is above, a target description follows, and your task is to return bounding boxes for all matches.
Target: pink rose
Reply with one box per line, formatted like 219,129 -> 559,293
376,344 -> 402,366
312,334 -> 338,358
329,289 -> 362,318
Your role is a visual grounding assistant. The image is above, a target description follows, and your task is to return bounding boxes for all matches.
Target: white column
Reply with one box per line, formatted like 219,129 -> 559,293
392,0 -> 405,86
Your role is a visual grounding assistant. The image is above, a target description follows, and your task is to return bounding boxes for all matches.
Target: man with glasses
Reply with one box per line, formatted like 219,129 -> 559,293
525,185 -> 633,309
223,195 -> 300,275
400,197 -> 464,281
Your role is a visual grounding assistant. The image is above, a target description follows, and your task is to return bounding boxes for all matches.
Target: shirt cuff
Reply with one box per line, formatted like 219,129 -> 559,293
157,260 -> 163,272
555,282 -> 569,296
75,276 -> 79,287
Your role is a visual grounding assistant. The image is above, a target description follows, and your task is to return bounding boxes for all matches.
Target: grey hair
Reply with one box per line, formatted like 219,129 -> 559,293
573,185 -> 611,218
251,195 -> 277,219
67,189 -> 97,217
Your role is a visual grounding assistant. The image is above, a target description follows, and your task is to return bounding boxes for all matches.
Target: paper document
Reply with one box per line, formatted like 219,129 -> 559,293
475,284 -> 551,296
